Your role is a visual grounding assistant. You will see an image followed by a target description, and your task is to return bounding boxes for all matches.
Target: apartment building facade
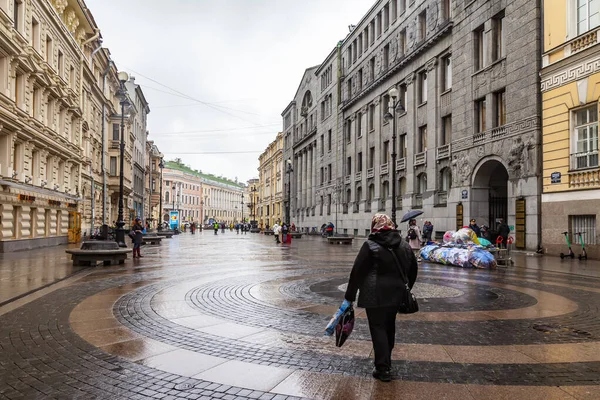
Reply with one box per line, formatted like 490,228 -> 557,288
258,132 -> 284,228
540,0 -> 600,258
282,0 -> 542,248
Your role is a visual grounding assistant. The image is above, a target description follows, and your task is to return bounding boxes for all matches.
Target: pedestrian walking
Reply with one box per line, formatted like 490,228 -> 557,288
407,219 -> 422,261
343,213 -> 418,382
221,223 -> 225,234
131,218 -> 144,258
235,223 -> 240,234
422,221 -> 433,243
213,222 -> 219,235
282,223 -> 289,243
273,223 -> 281,244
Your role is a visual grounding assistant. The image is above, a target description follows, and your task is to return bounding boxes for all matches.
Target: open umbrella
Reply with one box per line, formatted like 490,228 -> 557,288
401,210 -> 424,223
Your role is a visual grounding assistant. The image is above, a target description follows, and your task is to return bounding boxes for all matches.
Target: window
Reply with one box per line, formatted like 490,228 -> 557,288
391,0 -> 397,21
494,89 -> 506,127
31,18 -> 40,51
358,68 -> 363,91
320,167 -> 324,184
33,87 -> 40,118
13,0 -> 23,32
320,134 -> 324,155
383,141 -> 389,164
346,120 -> 352,142
347,156 -> 352,175
364,28 -> 369,50
442,115 -> 452,145
328,129 -> 332,152
358,34 -> 363,57
493,12 -> 505,61
377,11 -> 382,37
573,105 -> 599,169
399,29 -> 406,56
399,0 -> 406,14
348,46 -> 353,65
369,104 -> 375,131
577,0 -> 600,35
57,50 -> 64,77
399,134 -> 407,158
475,98 -> 487,133
383,44 -> 390,70
328,163 -> 332,182
347,77 -> 352,99
383,3 -> 390,30
109,156 -> 117,176
442,55 -> 452,91
418,71 -> 427,104
357,152 -> 363,172
370,57 -> 375,81
69,66 -> 75,88
46,98 -> 54,127
382,94 -> 389,121
369,147 -> 375,169
418,11 -> 427,41
474,26 -> 486,70
45,35 -> 53,63
112,123 -> 119,140
569,215 -> 597,245
357,111 -> 363,137
417,173 -> 427,194
399,84 -> 407,112
352,40 -> 357,63
15,72 -> 24,107
443,0 -> 452,20
418,125 -> 427,152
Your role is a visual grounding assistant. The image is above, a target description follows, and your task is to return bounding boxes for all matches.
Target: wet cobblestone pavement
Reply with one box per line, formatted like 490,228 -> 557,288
1,232 -> 600,399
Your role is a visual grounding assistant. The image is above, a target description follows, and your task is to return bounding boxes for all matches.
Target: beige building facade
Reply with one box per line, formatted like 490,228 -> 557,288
257,132 -> 283,229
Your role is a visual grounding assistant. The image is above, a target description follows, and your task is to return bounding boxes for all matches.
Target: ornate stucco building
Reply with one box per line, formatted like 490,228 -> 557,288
283,0 -> 542,249
257,132 -> 283,229
0,0 -> 158,252
246,178 -> 259,224
540,0 -> 600,258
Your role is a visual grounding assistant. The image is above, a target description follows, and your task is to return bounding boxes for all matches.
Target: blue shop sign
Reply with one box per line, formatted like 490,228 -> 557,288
550,171 -> 561,184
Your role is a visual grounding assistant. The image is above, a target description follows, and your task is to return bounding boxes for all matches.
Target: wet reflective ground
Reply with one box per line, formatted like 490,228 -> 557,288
1,231 -> 600,399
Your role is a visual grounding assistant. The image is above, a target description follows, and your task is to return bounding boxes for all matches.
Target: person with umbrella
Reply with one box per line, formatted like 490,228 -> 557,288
341,213 -> 418,382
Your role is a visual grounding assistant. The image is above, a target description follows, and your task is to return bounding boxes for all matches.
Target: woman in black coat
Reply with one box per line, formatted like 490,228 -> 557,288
344,213 -> 418,382
131,218 -> 144,258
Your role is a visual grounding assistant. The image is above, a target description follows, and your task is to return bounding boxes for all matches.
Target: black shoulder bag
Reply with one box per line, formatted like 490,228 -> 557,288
386,247 -> 419,314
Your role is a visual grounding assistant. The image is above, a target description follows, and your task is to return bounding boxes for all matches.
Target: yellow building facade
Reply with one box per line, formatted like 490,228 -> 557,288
541,0 -> 600,258
257,133 -> 283,229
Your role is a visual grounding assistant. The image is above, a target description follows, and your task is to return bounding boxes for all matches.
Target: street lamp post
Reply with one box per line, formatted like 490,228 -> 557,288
251,187 -> 257,225
285,159 -> 293,224
115,71 -> 130,248
158,158 -> 164,231
384,87 -> 405,227
241,193 -> 244,223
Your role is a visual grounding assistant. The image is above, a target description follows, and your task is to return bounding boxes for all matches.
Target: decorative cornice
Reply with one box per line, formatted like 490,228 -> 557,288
541,55 -> 600,92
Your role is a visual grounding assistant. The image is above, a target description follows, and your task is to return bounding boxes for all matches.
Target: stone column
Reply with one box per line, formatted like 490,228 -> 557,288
313,142 -> 318,214
307,145 -> 312,211
303,148 -> 308,210
296,154 -> 302,212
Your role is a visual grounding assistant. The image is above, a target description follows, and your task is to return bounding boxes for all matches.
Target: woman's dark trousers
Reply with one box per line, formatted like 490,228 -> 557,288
366,306 -> 397,372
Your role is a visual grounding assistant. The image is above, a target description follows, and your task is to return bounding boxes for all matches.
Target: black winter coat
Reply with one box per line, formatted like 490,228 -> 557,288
344,230 -> 418,309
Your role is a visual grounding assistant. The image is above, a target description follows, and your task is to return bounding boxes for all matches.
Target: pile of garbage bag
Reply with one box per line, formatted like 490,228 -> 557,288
421,228 -> 497,269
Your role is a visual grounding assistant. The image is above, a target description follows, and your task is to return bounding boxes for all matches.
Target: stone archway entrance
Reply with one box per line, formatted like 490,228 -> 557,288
471,159 -> 509,229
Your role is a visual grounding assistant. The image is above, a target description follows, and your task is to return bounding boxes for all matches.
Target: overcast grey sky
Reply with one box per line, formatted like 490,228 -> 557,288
86,0 -> 369,184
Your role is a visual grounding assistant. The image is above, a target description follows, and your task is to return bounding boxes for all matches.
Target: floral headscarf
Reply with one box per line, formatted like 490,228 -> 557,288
371,213 -> 395,232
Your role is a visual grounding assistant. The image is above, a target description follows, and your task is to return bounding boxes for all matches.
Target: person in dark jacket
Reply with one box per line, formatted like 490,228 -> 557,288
497,218 -> 510,248
131,218 -> 144,258
468,219 -> 481,237
344,213 -> 418,382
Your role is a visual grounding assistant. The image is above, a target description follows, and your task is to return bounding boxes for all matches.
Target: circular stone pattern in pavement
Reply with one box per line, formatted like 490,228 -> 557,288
337,282 -> 465,298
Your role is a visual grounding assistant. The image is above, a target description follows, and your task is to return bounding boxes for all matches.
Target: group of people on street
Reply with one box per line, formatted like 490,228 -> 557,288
272,222 -> 291,244
468,218 -> 510,247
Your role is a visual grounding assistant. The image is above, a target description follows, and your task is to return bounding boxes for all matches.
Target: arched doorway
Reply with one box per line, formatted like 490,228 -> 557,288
472,159 -> 509,229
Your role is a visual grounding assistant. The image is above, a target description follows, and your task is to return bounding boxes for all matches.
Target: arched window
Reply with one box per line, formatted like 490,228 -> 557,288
165,191 -> 170,203
440,168 -> 452,192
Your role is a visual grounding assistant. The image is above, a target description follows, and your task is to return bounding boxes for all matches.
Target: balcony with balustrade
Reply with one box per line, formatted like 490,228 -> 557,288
436,144 -> 451,161
355,171 -> 362,181
569,150 -> 600,189
396,158 -> 406,171
414,152 -> 426,166
367,168 -> 374,179
380,163 -> 388,175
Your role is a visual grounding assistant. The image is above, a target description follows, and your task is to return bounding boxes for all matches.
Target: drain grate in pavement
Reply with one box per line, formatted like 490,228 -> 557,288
533,324 -> 592,337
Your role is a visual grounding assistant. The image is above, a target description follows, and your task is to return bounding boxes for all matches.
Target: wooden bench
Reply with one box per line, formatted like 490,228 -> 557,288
142,235 -> 163,245
66,241 -> 131,266
327,236 -> 354,245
